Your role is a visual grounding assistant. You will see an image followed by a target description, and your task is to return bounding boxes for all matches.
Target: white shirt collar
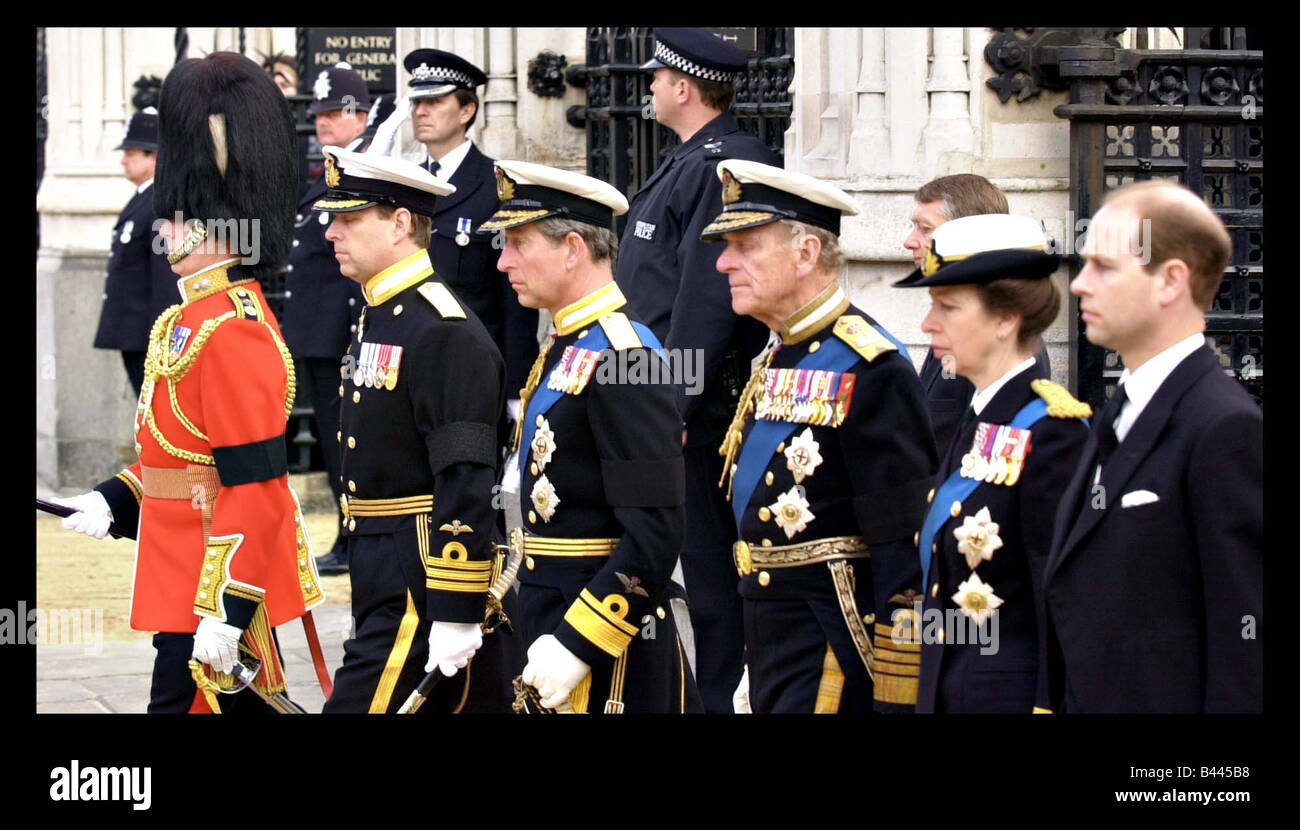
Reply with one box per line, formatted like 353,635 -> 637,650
426,138 -> 472,180
136,178 -> 153,195
970,356 -> 1037,416
345,135 -> 365,152
1113,332 -> 1205,441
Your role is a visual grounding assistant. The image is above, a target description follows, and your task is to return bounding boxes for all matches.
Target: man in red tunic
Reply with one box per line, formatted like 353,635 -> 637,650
53,52 -> 322,713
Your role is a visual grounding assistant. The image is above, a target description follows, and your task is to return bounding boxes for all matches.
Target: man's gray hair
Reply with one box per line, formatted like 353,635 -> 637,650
779,219 -> 844,275
533,216 -> 619,269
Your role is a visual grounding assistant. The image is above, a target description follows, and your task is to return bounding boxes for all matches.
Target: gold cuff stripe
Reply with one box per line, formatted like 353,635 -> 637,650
116,470 -> 144,504
416,514 -> 431,571
225,583 -> 266,603
427,578 -> 490,593
814,644 -> 844,714
523,535 -> 620,557
563,592 -> 636,658
343,495 -> 434,517
370,590 -> 420,713
429,560 -> 493,573
873,672 -> 919,705
872,648 -> 922,667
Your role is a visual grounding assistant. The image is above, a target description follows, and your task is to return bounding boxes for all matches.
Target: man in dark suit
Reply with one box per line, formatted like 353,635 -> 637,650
92,107 -> 177,397
903,175 -> 1051,456
281,64 -> 372,575
615,28 -> 780,713
1040,179 -> 1262,713
402,48 -> 539,415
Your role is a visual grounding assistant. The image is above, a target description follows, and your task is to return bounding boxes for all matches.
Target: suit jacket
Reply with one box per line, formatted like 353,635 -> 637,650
1040,344 -> 1263,713
93,186 -> 179,352
914,361 -> 1089,713
426,143 -> 539,397
615,112 -> 778,447
920,344 -> 1052,459
280,171 -> 366,360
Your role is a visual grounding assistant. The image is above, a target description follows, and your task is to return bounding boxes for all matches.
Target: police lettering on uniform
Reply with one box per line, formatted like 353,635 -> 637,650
55,53 -> 322,714
482,160 -> 703,713
313,146 -> 518,713
893,214 -> 1090,713
704,160 -> 938,713
616,26 -> 779,714
283,63 -> 373,576
92,107 -> 178,397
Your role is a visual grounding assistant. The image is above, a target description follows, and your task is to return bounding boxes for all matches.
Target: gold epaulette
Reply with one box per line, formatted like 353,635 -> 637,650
598,312 -> 643,350
227,286 -> 264,321
833,315 -> 897,363
417,281 -> 467,319
1030,379 -> 1093,419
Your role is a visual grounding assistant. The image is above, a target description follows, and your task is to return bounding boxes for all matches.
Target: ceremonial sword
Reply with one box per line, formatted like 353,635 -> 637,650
397,529 -> 526,714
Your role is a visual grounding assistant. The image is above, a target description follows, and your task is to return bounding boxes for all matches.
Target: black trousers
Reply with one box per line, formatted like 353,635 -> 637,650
678,444 -> 745,713
148,632 -> 281,714
303,357 -> 346,543
122,350 -> 146,400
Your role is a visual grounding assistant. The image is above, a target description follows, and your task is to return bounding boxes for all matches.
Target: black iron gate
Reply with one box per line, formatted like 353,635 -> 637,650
1053,28 -> 1263,411
568,27 -> 794,236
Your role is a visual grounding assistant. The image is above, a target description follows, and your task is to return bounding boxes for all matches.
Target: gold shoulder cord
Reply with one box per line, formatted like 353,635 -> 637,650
140,301 -> 297,466
718,348 -> 777,501
511,336 -> 555,453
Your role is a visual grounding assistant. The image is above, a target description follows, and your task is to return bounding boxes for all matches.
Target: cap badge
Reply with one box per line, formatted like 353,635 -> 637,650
495,167 -> 517,201
921,244 -> 944,277
324,155 -> 341,188
411,62 -> 437,82
721,170 -> 743,205
314,70 -> 331,101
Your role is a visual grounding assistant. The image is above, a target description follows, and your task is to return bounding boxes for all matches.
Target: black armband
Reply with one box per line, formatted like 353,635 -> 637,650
213,434 -> 288,486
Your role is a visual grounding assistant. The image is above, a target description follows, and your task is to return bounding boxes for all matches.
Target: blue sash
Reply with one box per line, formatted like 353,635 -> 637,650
916,398 -> 1049,585
730,336 -> 861,529
520,320 -> 664,465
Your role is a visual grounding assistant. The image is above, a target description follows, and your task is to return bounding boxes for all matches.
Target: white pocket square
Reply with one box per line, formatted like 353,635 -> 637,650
1120,489 -> 1160,508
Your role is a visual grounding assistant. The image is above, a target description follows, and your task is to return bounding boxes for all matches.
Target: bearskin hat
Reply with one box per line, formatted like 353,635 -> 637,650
153,52 -> 297,281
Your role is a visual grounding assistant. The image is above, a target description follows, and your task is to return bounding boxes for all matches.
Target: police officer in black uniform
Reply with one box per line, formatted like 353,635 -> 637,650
401,48 -> 540,417
313,146 -> 516,713
893,214 -> 1090,713
92,107 -> 177,397
704,160 -> 937,713
482,159 -> 702,713
615,27 -> 779,713
282,64 -> 372,575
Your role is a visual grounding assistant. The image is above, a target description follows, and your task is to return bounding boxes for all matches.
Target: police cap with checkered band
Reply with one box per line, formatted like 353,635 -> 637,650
641,28 -> 748,84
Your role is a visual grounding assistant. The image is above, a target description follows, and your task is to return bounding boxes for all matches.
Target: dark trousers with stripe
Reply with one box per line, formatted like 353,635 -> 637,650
148,632 -> 281,714
303,357 -> 347,545
678,445 -> 746,713
322,525 -> 521,713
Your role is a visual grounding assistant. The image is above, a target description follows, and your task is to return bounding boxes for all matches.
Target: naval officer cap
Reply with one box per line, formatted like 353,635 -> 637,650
700,159 -> 860,241
307,63 -> 372,116
403,49 -> 487,100
114,107 -> 159,151
314,146 -> 455,218
477,160 -> 629,233
641,28 -> 748,83
892,214 -> 1061,288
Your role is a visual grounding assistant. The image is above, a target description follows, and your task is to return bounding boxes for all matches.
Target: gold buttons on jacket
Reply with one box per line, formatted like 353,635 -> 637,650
656,607 -> 666,620
525,556 -> 535,571
348,480 -> 356,492
528,510 -> 537,524
761,539 -> 772,547
393,305 -> 403,316
758,507 -> 771,522
347,437 -> 356,449
808,341 -> 820,353
338,385 -> 345,397
765,472 -> 774,486
863,613 -> 875,625
758,571 -> 771,587
926,488 -> 935,504
914,531 -> 919,546
776,442 -> 785,454
932,543 -> 938,554
931,582 -> 939,598
950,501 -> 961,517
336,430 -> 342,442
937,628 -> 946,644
530,462 -> 539,476
348,519 -> 357,531
353,391 -> 361,403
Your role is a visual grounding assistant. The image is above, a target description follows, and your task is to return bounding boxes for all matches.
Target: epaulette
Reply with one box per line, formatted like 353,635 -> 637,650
833,315 -> 897,363
227,286 -> 264,321
1030,379 -> 1093,418
417,282 -> 467,320
598,312 -> 643,350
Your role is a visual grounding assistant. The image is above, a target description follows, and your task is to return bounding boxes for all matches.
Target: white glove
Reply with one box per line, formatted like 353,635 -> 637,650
51,491 -> 114,540
425,621 -> 483,677
733,664 -> 752,713
192,617 -> 243,675
522,634 -> 591,710
366,94 -> 411,157
506,398 -> 521,422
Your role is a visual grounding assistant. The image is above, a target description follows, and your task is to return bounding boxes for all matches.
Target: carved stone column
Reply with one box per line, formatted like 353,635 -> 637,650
922,26 -> 975,170
847,27 -> 888,176
481,27 -> 521,161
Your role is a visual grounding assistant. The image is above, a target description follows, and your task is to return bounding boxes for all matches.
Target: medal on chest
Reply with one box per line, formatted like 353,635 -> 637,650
755,367 -> 855,427
356,342 -> 403,390
546,346 -> 601,395
455,217 -> 472,247
960,422 -> 1032,486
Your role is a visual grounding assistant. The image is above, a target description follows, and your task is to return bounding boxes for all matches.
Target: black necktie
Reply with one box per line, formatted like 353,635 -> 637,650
427,159 -> 441,177
1094,383 -> 1129,467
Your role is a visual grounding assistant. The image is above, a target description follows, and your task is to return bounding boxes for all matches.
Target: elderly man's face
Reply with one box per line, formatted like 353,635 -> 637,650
903,199 -> 949,268
715,222 -> 799,320
496,224 -> 570,310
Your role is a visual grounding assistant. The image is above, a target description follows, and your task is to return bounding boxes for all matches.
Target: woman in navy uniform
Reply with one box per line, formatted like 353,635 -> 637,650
92,108 -> 179,397
894,214 -> 1090,713
482,159 -> 702,713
